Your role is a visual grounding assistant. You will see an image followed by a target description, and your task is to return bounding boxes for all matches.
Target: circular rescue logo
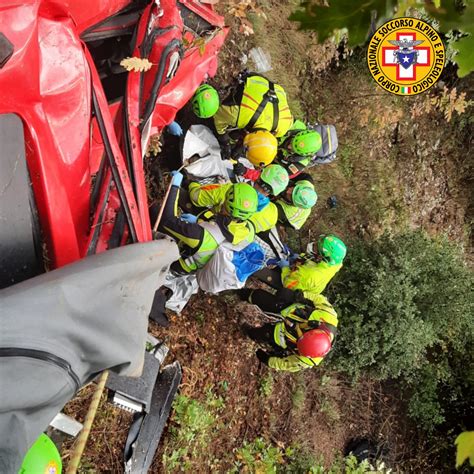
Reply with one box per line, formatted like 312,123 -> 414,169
367,17 -> 445,96
45,461 -> 59,474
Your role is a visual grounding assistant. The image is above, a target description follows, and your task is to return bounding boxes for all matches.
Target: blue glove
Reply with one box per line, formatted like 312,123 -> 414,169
170,171 -> 183,187
288,253 -> 300,265
167,121 -> 183,137
180,213 -> 198,224
256,192 -> 270,211
277,259 -> 290,268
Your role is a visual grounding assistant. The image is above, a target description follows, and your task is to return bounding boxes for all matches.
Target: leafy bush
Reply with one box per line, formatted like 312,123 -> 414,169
328,231 -> 473,430
290,0 -> 474,77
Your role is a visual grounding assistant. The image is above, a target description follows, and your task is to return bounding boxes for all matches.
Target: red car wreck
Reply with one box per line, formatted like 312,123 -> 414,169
0,0 -> 227,472
0,0 -> 227,278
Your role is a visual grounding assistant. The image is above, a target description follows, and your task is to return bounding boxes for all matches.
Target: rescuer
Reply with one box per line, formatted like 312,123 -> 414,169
275,173 -> 318,230
213,73 -> 294,146
275,120 -> 338,177
189,165 -> 289,235
192,84 -> 220,119
18,433 -> 62,474
240,291 -> 338,372
159,172 -> 258,274
254,234 -> 347,299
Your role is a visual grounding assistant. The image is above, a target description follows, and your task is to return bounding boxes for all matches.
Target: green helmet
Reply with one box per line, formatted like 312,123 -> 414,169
192,84 -> 219,118
225,183 -> 258,220
317,234 -> 347,265
292,180 -> 317,209
259,164 -> 289,196
291,130 -> 322,156
19,434 -> 62,474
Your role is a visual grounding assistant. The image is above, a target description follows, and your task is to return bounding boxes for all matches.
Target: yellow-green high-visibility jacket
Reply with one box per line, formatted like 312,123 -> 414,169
161,183 -> 254,273
178,215 -> 255,272
213,75 -> 293,137
189,182 -> 277,234
275,199 -> 311,230
281,259 -> 342,300
189,182 -> 232,211
249,202 -> 278,233
177,220 -> 225,273
269,295 -> 338,372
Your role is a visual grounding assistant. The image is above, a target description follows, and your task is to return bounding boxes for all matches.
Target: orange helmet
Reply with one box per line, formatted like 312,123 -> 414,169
297,329 -> 332,358
243,130 -> 278,167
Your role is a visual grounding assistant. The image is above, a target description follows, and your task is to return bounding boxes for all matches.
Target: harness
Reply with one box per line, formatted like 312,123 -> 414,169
236,75 -> 291,136
283,307 -> 338,345
246,81 -> 279,133
273,303 -> 338,368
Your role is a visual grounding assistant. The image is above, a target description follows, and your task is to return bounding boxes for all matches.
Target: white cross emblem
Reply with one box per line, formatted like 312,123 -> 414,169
382,33 -> 430,80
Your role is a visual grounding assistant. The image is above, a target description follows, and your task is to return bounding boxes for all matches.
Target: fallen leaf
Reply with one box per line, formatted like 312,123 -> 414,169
240,20 -> 254,36
120,57 -> 153,72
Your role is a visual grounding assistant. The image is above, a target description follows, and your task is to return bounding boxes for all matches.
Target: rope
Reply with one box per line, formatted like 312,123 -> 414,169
66,370 -> 109,474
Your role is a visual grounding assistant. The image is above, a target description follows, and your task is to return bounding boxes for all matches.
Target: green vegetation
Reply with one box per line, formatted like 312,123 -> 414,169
194,310 -> 205,326
233,437 -> 285,473
259,372 -> 274,398
319,398 -> 341,423
232,438 -> 388,473
337,144 -> 355,179
162,390 -> 225,472
329,230 -> 474,430
290,0 -> 474,77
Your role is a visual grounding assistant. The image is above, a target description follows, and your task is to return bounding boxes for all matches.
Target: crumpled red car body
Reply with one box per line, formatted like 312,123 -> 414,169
0,0 -> 228,271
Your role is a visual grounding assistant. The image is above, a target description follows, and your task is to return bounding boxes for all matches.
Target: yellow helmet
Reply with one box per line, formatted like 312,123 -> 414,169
243,130 -> 278,167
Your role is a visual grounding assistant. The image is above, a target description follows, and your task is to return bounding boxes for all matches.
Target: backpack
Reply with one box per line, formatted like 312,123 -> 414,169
309,124 -> 338,165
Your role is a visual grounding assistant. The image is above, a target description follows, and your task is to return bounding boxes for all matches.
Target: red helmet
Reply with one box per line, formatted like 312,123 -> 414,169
297,329 -> 332,358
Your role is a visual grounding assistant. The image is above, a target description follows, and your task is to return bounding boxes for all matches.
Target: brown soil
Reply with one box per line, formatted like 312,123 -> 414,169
61,293 -> 414,472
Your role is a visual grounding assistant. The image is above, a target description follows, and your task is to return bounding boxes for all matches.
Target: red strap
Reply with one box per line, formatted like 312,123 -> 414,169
243,168 -> 261,181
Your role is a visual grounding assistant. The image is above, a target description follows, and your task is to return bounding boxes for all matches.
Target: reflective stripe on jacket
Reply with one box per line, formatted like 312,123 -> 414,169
275,200 -> 311,230
180,226 -> 224,272
249,202 -> 278,233
281,260 -> 342,296
189,182 -> 232,214
270,296 -> 338,372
